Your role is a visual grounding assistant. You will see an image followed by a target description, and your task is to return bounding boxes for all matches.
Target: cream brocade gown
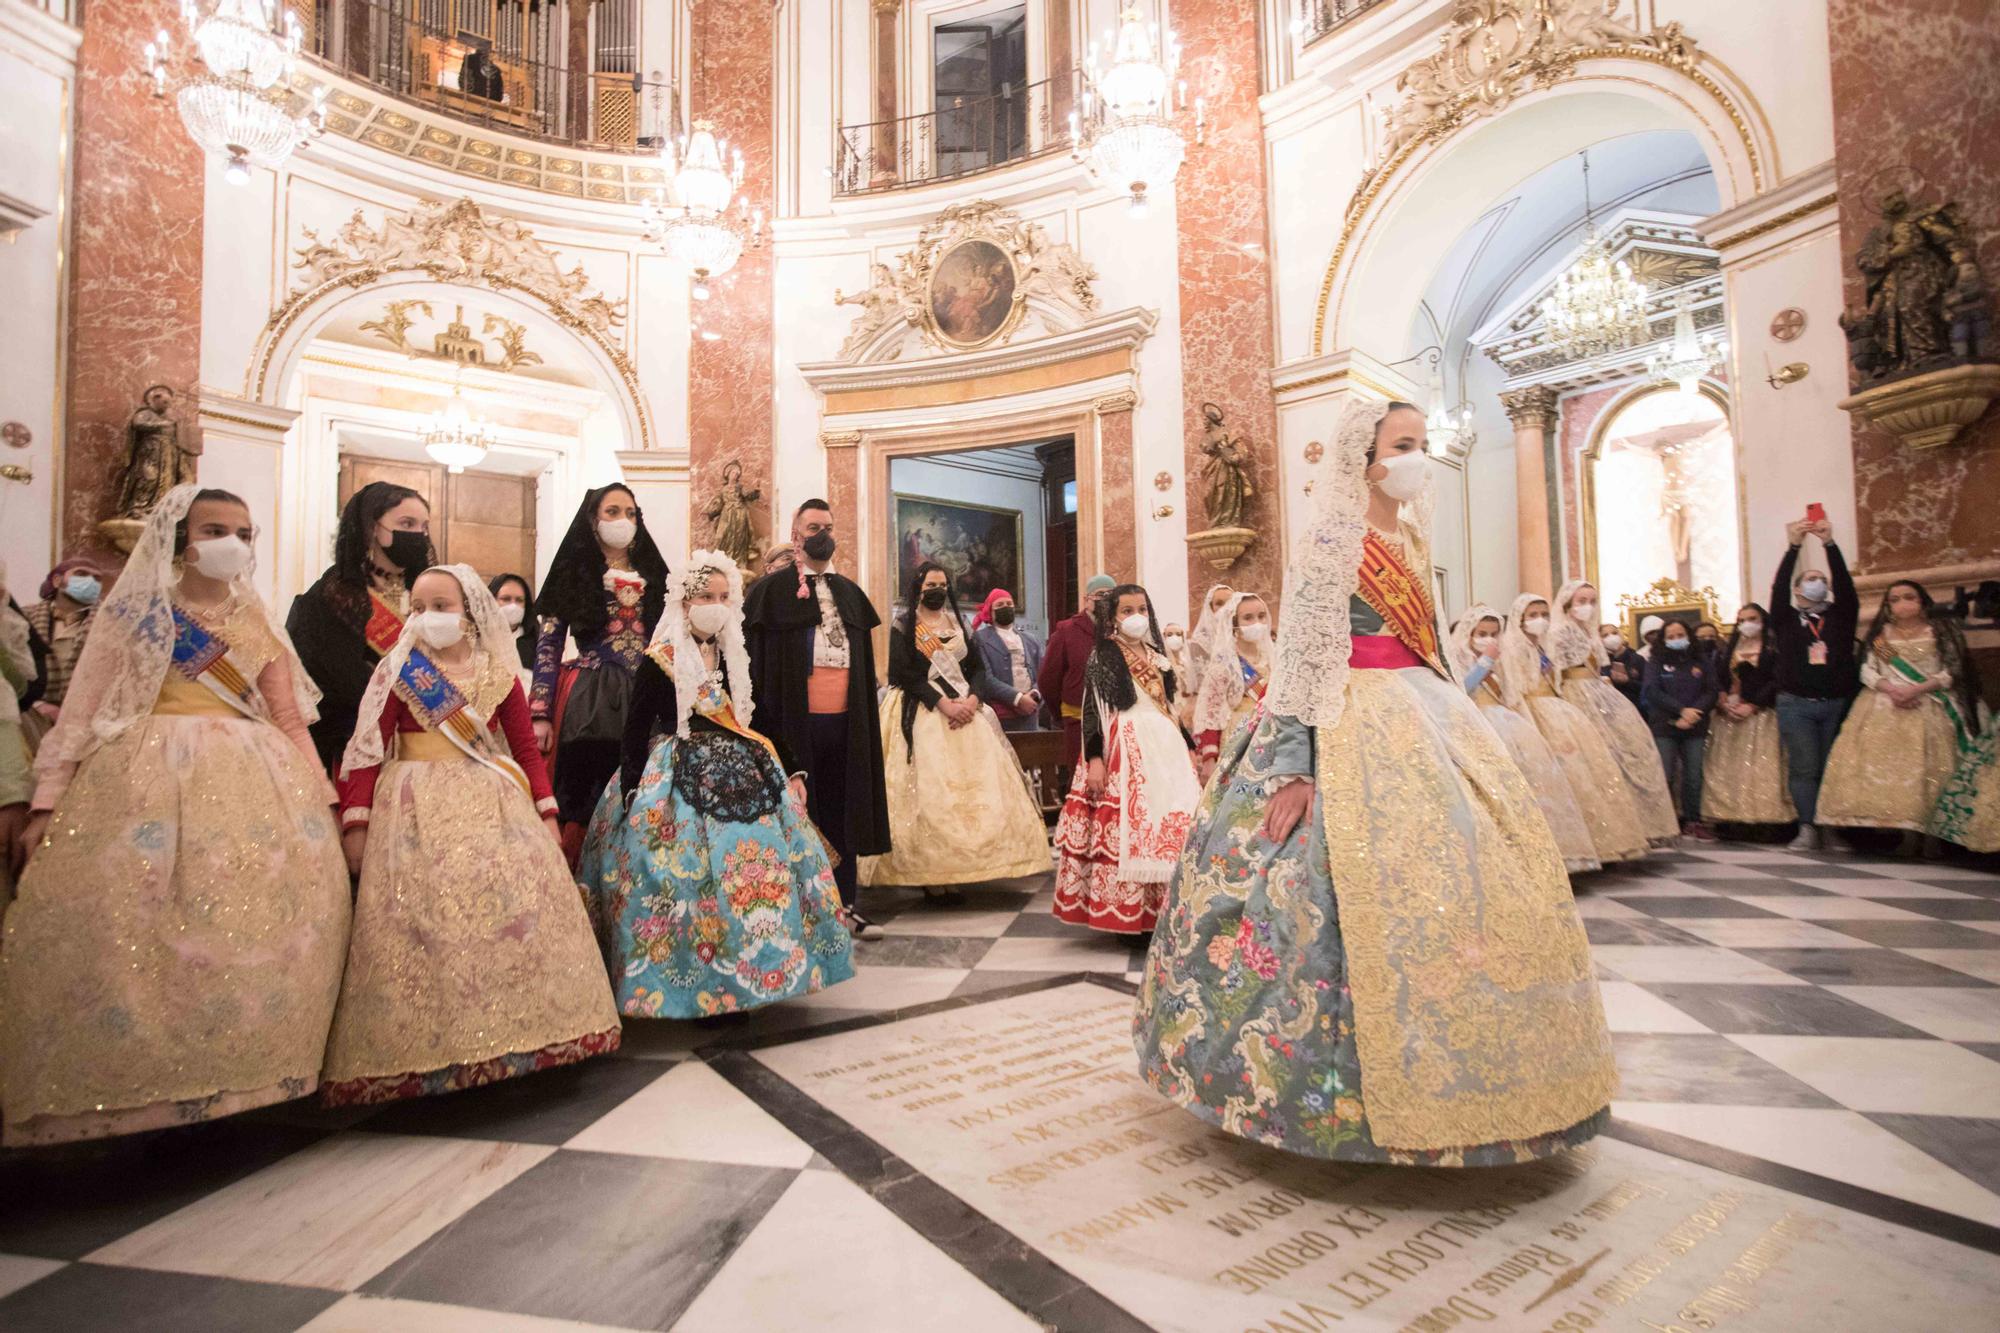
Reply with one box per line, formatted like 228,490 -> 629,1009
1819,638 -> 1962,833
1520,673 -> 1650,865
1470,678 -> 1602,873
1702,705 -> 1795,825
1562,665 -> 1681,843
0,599 -> 352,1146
862,694 -> 1050,889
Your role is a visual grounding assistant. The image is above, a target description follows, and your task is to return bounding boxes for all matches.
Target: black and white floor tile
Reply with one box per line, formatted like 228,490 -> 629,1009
3,846 -> 1999,1330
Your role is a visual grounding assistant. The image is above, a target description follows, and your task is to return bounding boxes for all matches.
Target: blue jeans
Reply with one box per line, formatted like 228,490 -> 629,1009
1775,692 -> 1849,824
1655,733 -> 1707,822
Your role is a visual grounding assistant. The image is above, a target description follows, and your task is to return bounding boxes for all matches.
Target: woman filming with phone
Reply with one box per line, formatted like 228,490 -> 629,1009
1769,509 -> 1859,852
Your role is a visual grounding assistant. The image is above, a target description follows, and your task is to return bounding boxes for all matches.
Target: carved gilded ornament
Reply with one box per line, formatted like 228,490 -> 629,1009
1499,384 -> 1560,432
360,299 -> 545,374
832,201 -> 1101,363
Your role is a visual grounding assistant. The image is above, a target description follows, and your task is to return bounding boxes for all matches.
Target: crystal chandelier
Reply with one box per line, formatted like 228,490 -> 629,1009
1647,289 -> 1726,397
1070,6 -> 1203,218
1541,152 -> 1649,359
644,119 -> 765,300
144,0 -> 326,185
423,375 -> 495,474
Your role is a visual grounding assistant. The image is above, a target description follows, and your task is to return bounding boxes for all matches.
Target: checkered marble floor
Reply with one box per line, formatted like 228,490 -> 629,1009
3,845 -> 1998,1331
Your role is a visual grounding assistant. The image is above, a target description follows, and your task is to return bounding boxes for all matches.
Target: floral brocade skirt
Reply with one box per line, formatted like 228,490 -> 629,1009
320,756 -> 620,1104
1,714 -> 351,1145
861,689 -> 1050,888
1702,708 -> 1796,825
578,730 -> 854,1018
1819,691 -> 1962,833
1134,671 -> 1615,1165
1053,701 -> 1200,933
1934,730 -> 2000,852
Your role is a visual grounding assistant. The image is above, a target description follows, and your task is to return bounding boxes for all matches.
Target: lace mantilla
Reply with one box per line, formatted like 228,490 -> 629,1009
653,549 -> 753,740
1193,590 -> 1267,736
1551,579 -> 1608,672
1446,603 -> 1517,708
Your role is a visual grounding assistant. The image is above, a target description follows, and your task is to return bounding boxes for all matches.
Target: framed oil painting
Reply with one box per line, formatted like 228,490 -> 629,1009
925,237 -> 1019,348
894,493 -> 1025,612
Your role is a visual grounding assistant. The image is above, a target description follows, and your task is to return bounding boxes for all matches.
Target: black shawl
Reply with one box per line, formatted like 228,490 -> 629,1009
286,568 -> 388,774
537,485 -> 669,641
741,567 -> 890,857
886,611 -> 989,760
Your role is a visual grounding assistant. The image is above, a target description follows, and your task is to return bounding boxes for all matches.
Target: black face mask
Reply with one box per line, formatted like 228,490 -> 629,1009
381,528 -> 430,576
920,588 -> 948,610
993,606 -> 1017,627
801,531 -> 836,562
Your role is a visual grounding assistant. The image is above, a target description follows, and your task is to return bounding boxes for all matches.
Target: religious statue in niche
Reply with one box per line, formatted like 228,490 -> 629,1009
1846,189 -> 1992,384
1197,401 -> 1253,530
703,460 -> 762,572
1186,401 -> 1258,573
116,385 -> 199,518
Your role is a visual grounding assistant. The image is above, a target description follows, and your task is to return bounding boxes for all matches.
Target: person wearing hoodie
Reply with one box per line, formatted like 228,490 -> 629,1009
1769,517 -> 1859,851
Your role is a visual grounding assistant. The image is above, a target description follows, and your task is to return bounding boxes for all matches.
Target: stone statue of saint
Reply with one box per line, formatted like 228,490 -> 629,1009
115,384 -> 199,519
703,460 -> 762,571
1197,401 -> 1253,531
1851,189 -> 1958,380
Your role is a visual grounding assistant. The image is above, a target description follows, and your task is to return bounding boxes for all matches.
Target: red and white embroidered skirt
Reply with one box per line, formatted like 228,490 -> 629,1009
1052,693 -> 1198,933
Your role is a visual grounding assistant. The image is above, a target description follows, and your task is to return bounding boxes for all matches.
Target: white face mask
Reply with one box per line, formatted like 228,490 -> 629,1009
414,610 -> 466,650
1737,620 -> 1763,638
1163,633 -> 1185,651
1523,616 -> 1549,637
1119,613 -> 1150,641
1472,634 -> 1498,653
1601,634 -> 1624,652
186,535 -> 253,581
1798,578 -> 1829,602
1570,602 -> 1597,623
687,602 -> 731,637
1372,450 -> 1429,502
1239,623 -> 1270,643
499,602 -> 525,628
598,517 -> 638,550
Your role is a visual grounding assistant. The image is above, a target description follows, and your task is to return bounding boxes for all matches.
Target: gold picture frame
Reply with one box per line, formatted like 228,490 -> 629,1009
892,491 -> 1027,613
1617,576 -> 1729,643
923,235 -> 1026,351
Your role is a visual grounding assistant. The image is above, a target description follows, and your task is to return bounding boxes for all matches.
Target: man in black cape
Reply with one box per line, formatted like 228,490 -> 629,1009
742,498 -> 891,939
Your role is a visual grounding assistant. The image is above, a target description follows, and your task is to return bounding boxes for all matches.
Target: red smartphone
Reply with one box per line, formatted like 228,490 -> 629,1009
1805,502 -> 1826,524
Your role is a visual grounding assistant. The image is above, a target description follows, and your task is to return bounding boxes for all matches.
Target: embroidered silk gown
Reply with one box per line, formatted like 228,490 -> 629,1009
1819,636 -> 1968,833
1933,728 -> 2000,851
1517,651 -> 1651,865
1702,650 -> 1796,826
1134,530 -> 1615,1164
1,596 -> 352,1145
863,616 -> 1050,888
1460,660 -> 1602,874
1553,644 -> 1680,844
578,645 -> 856,1017
325,651 -> 619,1104
534,569 -> 652,842
1052,639 -> 1200,933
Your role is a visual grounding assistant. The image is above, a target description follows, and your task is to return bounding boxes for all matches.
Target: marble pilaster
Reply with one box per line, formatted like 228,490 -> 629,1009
63,0 -> 204,557
872,0 -> 900,186
1172,0 -> 1282,609
1096,392 -> 1137,580
1502,385 -> 1560,598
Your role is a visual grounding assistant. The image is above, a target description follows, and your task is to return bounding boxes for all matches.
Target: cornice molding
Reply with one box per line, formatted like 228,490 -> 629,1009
798,306 -> 1158,396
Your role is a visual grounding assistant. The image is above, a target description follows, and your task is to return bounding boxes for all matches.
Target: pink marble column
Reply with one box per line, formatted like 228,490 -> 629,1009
686,0 -> 775,563
1502,386 -> 1559,598
65,0 -> 205,556
1172,0 -> 1283,608
872,0 -> 900,185
1829,0 -> 2000,576
1096,392 -> 1137,579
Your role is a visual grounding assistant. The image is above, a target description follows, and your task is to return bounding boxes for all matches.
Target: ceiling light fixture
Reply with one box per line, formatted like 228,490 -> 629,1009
1541,150 -> 1650,359
1070,5 -> 1203,218
145,0 -> 325,184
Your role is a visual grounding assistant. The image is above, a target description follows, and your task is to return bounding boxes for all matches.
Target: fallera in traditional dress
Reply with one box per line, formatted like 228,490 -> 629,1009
1464,666 -> 1602,874
1702,649 -> 1795,826
325,637 -> 619,1105
1933,729 -> 2000,851
1135,527 -> 1615,1164
535,568 -> 653,847
1819,636 -> 1970,833
863,616 -> 1049,888
1553,658 -> 1680,844
1052,638 -> 1200,933
579,644 -> 855,1017
2,592 -> 352,1146
1192,642 -> 1271,769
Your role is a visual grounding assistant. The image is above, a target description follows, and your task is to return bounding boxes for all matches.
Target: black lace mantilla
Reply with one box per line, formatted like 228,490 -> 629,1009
673,730 -> 783,820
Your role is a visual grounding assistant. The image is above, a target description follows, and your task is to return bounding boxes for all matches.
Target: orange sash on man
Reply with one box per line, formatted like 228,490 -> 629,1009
1357,530 -> 1444,673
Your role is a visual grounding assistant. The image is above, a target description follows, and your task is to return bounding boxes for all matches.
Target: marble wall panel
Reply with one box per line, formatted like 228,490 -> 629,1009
1828,0 -> 2000,573
687,0 -> 776,567
64,0 -> 205,557
1557,383 -> 1623,580
1173,0 -> 1283,610
1098,403 -> 1137,582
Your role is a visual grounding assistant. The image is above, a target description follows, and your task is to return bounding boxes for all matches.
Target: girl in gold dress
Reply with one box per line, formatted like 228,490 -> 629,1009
1,487 -> 352,1145
1819,580 -> 1982,850
1191,591 -> 1273,783
1136,400 -> 1613,1165
1551,580 -> 1680,844
863,561 -> 1049,892
1701,605 -> 1797,828
324,565 -> 618,1104
1502,593 -> 1650,865
1449,606 -> 1602,873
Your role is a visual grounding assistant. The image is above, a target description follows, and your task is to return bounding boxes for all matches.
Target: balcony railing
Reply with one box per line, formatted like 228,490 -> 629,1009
300,0 -> 673,151
834,74 -> 1074,197
17,0 -> 82,23
1296,0 -> 1389,47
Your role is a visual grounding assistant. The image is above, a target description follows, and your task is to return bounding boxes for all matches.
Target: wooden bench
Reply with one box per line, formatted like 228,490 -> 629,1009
1008,729 -> 1069,823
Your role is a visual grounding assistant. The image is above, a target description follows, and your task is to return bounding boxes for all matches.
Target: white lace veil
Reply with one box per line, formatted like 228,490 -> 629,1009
1193,590 -> 1268,736
652,549 -> 751,739
1551,579 -> 1607,671
1499,591 -> 1556,703
36,484 -> 320,776
1186,582 -> 1235,684
1447,603 -> 1515,706
340,563 -> 516,779
1268,397 -> 1421,729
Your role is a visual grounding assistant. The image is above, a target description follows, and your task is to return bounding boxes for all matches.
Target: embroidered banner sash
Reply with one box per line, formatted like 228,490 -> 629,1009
1357,531 -> 1442,671
169,606 -> 261,720
364,592 -> 406,657
396,648 -> 531,796
1886,651 -> 1973,753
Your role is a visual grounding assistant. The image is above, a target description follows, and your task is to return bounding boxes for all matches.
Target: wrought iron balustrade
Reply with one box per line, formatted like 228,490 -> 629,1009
833,74 -> 1074,197
1296,0 -> 1388,47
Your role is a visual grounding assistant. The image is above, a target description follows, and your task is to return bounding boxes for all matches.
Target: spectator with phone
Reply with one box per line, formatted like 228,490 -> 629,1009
1769,513 -> 1860,851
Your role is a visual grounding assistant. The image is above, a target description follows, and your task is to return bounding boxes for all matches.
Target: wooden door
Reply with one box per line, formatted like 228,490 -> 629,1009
336,453 -> 537,584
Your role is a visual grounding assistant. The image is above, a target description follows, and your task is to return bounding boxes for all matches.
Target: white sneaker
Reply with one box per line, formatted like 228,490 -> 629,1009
1820,826 -> 1853,854
1787,825 -> 1822,852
